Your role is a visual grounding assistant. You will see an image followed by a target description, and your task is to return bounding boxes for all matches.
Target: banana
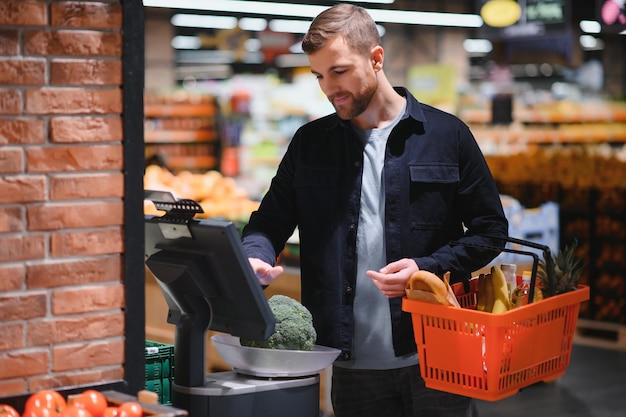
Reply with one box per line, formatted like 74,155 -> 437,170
490,265 -> 511,313
484,272 -> 495,313
476,273 -> 487,312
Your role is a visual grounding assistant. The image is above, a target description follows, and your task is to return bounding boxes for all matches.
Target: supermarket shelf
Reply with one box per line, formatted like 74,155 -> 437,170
460,102 -> 626,125
471,124 -> 626,144
145,103 -> 217,117
145,129 -> 218,143
144,92 -> 221,172
160,155 -> 218,171
575,318 -> 626,351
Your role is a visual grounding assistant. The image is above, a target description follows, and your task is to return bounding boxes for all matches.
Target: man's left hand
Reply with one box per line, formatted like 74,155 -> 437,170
366,258 -> 419,298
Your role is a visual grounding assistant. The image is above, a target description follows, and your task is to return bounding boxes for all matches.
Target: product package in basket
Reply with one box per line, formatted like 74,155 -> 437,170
402,237 -> 590,401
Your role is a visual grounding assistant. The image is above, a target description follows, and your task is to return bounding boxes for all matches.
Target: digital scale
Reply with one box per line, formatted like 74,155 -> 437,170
144,191 -> 339,417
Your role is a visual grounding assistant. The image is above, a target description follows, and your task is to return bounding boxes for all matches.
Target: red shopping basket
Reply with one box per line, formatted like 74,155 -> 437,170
402,237 -> 590,401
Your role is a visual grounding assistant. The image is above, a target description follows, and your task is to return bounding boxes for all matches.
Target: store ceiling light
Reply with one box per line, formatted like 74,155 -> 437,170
171,35 -> 202,49
146,0 -> 326,18
579,20 -> 601,34
367,9 -> 482,27
143,0 -> 483,28
480,0 -> 521,28
172,14 -> 237,29
579,35 -> 605,50
269,19 -> 312,34
463,38 -> 493,54
239,17 -> 268,32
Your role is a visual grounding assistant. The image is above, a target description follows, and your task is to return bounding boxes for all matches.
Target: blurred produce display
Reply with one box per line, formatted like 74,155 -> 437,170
495,174 -> 626,325
144,164 -> 259,221
485,144 -> 626,189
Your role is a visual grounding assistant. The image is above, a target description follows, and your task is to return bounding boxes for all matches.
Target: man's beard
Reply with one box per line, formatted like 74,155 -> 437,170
331,79 -> 378,120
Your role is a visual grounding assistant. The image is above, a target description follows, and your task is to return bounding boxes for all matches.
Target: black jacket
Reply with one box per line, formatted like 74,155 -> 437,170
242,87 -> 508,359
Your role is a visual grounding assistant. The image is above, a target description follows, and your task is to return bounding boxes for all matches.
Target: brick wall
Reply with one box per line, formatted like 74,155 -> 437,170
0,0 -> 127,397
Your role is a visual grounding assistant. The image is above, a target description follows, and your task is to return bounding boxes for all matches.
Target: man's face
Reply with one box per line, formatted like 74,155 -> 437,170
308,36 -> 378,120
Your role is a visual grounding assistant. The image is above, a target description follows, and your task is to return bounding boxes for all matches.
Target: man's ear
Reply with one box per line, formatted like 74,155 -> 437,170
371,45 -> 384,71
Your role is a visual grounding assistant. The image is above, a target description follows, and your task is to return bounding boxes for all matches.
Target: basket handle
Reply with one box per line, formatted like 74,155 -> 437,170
449,236 -> 551,304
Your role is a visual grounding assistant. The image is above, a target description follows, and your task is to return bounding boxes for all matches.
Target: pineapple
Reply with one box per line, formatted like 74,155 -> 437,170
537,239 -> 584,298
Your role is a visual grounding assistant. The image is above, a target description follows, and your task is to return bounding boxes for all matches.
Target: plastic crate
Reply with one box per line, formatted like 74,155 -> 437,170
497,201 -> 560,266
402,280 -> 590,401
145,340 -> 174,405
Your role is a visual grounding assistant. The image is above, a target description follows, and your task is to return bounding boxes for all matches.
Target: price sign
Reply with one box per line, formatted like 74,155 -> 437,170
525,0 -> 565,24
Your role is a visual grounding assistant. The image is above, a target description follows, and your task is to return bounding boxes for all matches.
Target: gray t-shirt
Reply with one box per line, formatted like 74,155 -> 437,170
337,102 -> 418,369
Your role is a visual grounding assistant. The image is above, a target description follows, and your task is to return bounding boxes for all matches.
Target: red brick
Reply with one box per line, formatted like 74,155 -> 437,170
0,323 -> 25,351
50,173 -> 124,200
49,116 -> 123,143
28,313 -> 124,346
0,379 -> 27,397
26,144 -> 123,172
24,30 -> 122,57
53,339 -> 124,372
27,256 -> 123,288
0,264 -> 24,291
0,1 -> 47,26
0,59 -> 46,85
50,228 -> 124,258
51,59 -> 122,86
0,206 -> 23,233
0,292 -> 47,321
0,89 -> 21,115
0,147 -> 24,173
51,2 -> 123,29
0,30 -> 19,54
0,118 -> 46,145
29,367 -> 124,393
28,201 -> 124,231
24,88 -> 122,115
0,175 -> 46,203
0,350 -> 49,379
52,284 -> 125,315
0,234 -> 46,262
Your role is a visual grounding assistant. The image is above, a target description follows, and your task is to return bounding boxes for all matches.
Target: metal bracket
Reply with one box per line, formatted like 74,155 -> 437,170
144,190 -> 204,239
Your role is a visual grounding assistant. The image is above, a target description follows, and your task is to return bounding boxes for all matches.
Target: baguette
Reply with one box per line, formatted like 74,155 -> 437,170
406,270 -> 448,297
405,270 -> 460,307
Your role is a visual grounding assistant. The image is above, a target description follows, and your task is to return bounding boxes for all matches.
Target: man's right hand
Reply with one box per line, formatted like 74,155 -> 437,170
249,257 -> 284,285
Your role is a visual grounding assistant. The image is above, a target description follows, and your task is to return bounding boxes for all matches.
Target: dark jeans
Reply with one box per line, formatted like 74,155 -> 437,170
331,365 -> 478,417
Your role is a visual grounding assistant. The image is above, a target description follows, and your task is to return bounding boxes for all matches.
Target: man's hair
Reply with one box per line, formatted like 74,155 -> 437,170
302,3 -> 381,56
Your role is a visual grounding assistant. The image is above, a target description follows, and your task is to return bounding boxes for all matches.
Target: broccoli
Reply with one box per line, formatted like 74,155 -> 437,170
241,294 -> 317,351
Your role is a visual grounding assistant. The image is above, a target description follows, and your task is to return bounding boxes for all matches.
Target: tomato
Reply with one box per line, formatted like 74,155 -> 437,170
71,391 -> 107,417
24,391 -> 67,416
0,405 -> 20,417
101,408 -> 118,417
116,402 -> 142,417
60,405 -> 92,417
22,408 -> 57,417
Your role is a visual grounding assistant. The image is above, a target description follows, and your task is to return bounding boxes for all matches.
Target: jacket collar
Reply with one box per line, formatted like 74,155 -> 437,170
394,86 -> 427,124
331,86 -> 427,131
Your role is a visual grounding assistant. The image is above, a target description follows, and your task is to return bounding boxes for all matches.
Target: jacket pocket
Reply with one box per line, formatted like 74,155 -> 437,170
294,167 -> 341,228
409,163 -> 459,228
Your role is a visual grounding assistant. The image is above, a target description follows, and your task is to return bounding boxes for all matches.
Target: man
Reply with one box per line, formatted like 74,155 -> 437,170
242,4 -> 508,416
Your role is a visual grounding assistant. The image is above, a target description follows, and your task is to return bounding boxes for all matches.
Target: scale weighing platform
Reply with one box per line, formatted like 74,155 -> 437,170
144,191 -> 339,417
